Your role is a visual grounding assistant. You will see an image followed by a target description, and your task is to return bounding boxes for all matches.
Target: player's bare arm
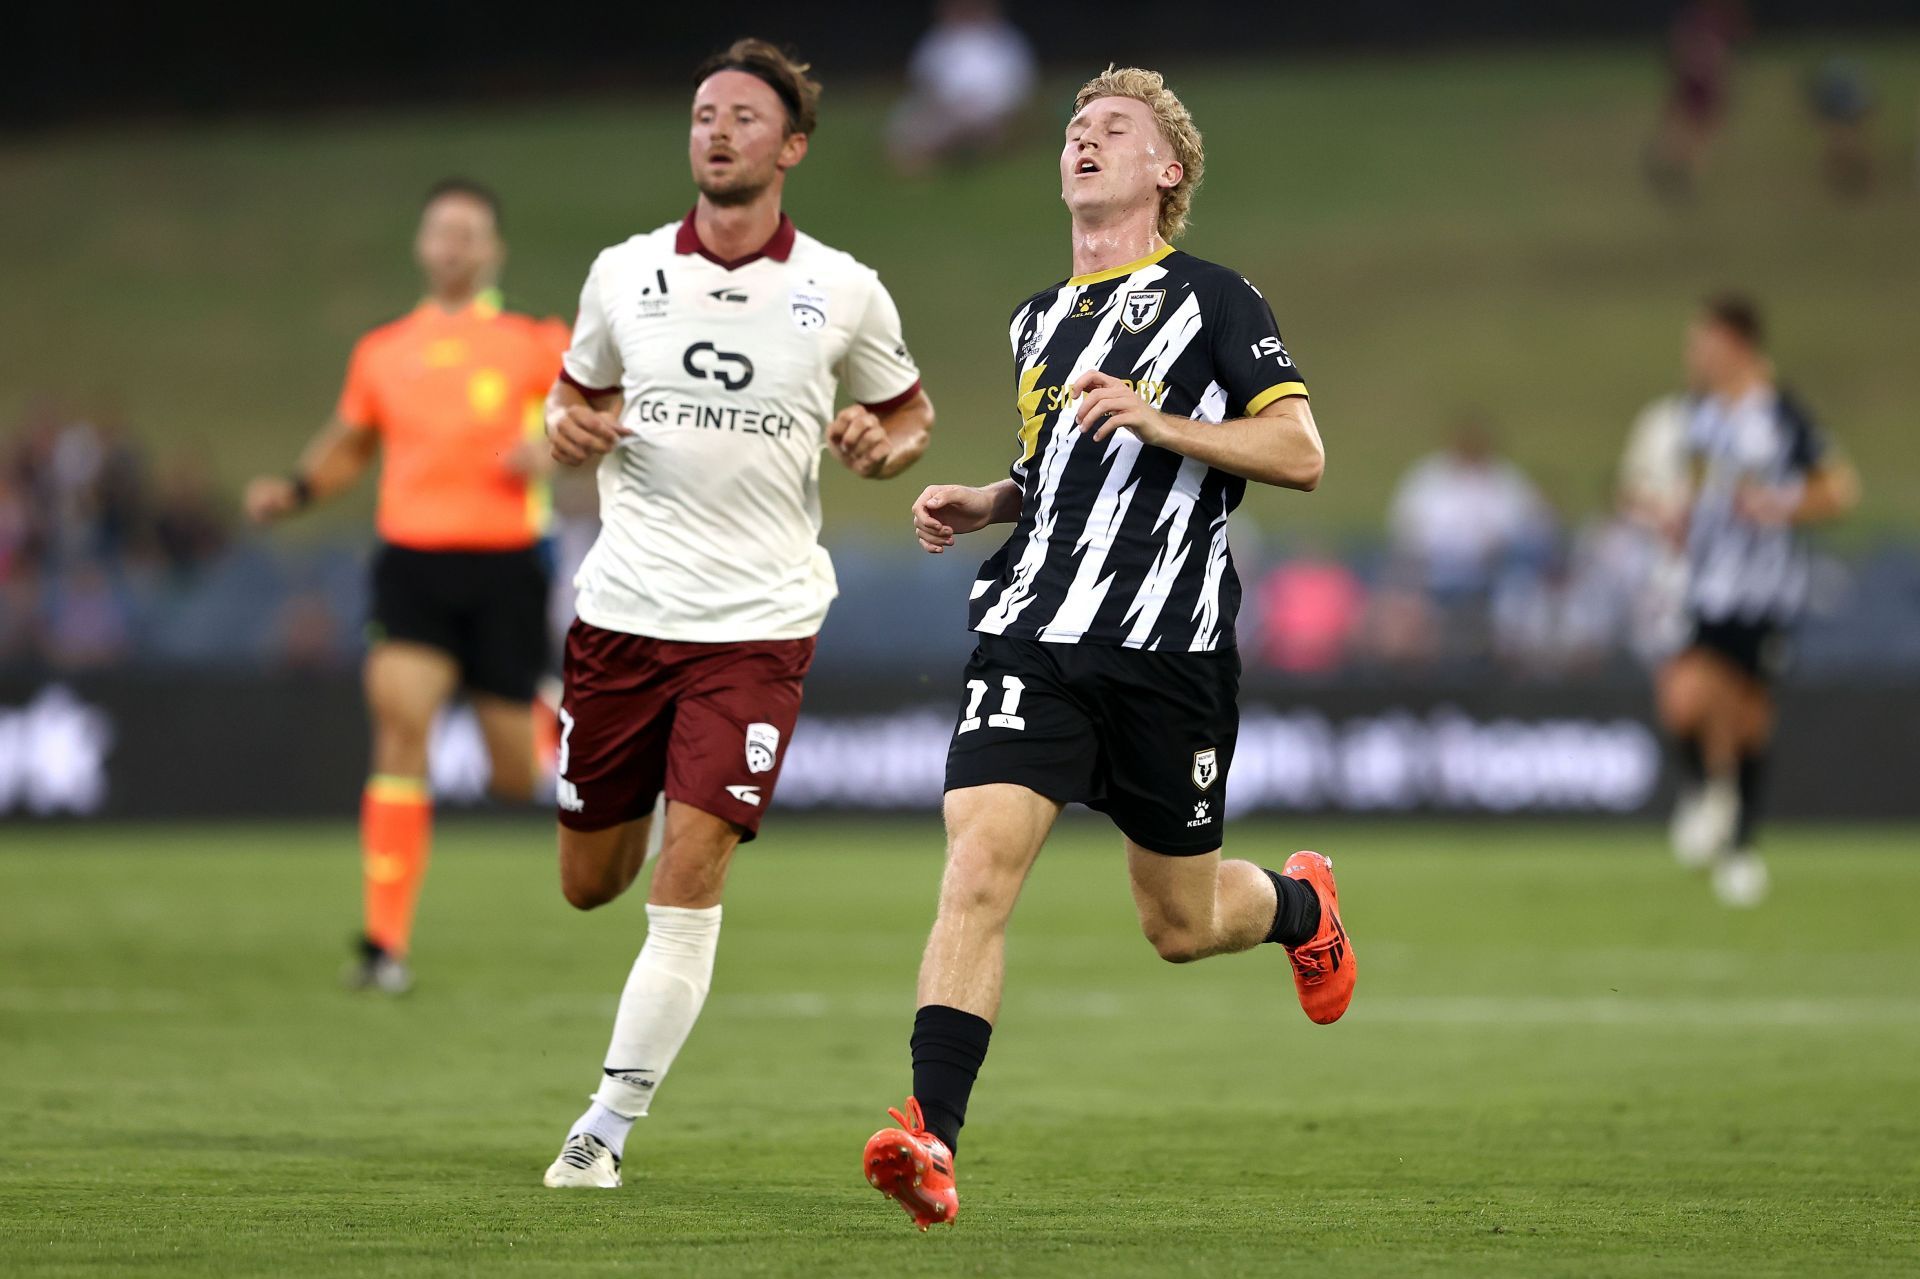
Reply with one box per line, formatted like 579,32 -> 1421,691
243,415 -> 380,522
544,378 -> 629,467
912,478 -> 1023,553
1070,369 -> 1324,491
1736,458 -> 1860,526
828,387 -> 935,479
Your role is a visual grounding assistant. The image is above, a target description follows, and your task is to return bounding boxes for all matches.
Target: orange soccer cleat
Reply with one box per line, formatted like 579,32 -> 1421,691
1282,850 -> 1356,1024
862,1097 -> 958,1230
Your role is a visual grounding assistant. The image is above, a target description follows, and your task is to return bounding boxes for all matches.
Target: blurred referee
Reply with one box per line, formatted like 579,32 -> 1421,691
246,180 -> 568,991
1659,294 -> 1858,906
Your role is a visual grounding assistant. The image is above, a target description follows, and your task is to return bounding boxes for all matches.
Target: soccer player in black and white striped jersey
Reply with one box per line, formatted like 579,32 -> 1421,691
860,66 -> 1352,1229
1659,295 -> 1858,907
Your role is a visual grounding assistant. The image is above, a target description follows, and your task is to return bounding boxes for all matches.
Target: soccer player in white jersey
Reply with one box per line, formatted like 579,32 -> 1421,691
859,67 -> 1349,1229
537,38 -> 934,1188
1658,294 -> 1856,906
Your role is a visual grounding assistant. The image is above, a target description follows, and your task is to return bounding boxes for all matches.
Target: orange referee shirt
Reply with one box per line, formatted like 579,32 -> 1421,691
336,291 -> 570,552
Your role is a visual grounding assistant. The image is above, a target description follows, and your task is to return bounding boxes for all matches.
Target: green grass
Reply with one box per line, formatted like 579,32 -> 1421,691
3,42 -> 1919,539
2,817 -> 1918,1276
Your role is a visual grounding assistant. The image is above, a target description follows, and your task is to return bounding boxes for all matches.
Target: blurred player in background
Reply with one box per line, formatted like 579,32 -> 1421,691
862,66 -> 1347,1230
1660,294 -> 1858,906
886,0 -> 1037,176
1645,0 -> 1749,199
539,39 -> 934,1188
246,180 -> 567,993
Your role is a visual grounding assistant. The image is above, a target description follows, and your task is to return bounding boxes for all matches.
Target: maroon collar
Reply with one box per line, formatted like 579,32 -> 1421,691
675,209 -> 796,270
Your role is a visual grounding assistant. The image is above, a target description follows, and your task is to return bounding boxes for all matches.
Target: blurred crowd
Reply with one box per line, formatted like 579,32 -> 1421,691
6,394 -> 1917,682
0,397 -> 233,667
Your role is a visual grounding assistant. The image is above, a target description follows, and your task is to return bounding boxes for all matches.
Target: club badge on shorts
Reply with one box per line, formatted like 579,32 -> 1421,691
1191,747 -> 1219,790
745,722 -> 781,774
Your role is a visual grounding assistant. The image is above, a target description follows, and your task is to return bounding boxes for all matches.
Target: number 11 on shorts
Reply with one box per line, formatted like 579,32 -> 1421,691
959,676 -> 1026,734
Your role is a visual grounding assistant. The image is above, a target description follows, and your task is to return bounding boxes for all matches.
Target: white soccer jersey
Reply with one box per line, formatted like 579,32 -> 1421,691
560,212 -> 921,642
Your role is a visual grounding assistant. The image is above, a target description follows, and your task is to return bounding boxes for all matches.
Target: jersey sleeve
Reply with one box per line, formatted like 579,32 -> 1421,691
560,255 -> 623,396
1779,392 -> 1830,475
839,276 -> 922,414
1209,275 -> 1308,417
334,335 -> 382,432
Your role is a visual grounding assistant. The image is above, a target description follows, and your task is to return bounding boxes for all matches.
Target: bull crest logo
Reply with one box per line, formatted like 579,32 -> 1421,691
1120,289 -> 1165,333
1191,747 -> 1219,790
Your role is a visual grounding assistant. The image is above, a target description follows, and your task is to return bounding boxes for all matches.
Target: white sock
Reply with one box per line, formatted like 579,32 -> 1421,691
568,1100 -> 633,1157
584,903 -> 722,1144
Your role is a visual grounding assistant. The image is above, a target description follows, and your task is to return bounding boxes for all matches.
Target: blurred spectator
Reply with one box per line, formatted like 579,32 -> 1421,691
42,560 -> 130,669
0,576 -> 33,661
887,0 -> 1036,176
151,451 -> 231,578
1644,0 -> 1749,200
1252,554 -> 1366,675
275,590 -> 345,671
1355,582 -> 1441,670
1387,417 -> 1553,604
1805,58 -> 1875,199
0,471 -> 29,583
1617,393 -> 1692,529
0,396 -> 235,667
1615,394 -> 1694,665
1490,530 -> 1621,676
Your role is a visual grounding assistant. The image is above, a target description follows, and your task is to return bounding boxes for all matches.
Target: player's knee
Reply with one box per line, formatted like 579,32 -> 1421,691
1657,677 -> 1703,733
938,853 -> 1020,921
559,871 -> 619,912
1144,923 -> 1208,964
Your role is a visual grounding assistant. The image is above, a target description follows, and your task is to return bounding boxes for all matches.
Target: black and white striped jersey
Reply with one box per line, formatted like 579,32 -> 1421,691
1685,385 -> 1830,624
968,246 -> 1308,652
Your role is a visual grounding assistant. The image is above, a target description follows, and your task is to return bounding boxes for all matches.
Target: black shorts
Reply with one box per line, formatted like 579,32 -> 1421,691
369,542 -> 550,701
1688,616 -> 1790,685
944,634 -> 1239,856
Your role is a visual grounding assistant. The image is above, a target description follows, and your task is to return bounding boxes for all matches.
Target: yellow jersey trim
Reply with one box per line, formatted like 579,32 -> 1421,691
1246,381 -> 1309,416
1067,244 -> 1175,287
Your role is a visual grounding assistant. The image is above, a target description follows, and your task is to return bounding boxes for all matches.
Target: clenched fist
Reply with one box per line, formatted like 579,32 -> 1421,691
547,404 -> 630,466
243,476 -> 302,524
829,405 -> 893,478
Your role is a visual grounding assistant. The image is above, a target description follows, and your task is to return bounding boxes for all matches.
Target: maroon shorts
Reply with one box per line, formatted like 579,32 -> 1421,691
555,619 -> 816,838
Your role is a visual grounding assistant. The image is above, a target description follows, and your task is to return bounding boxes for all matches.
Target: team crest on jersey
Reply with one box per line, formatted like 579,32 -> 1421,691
1191,747 -> 1219,790
1120,289 -> 1165,334
788,289 -> 827,331
745,722 -> 781,774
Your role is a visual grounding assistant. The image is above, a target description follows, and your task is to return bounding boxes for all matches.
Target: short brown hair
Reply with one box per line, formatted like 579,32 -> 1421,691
422,177 -> 501,231
1703,291 -> 1765,349
1073,66 -> 1205,242
695,38 -> 822,136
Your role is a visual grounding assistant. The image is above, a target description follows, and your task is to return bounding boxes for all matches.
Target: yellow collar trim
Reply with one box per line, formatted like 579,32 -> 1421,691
1068,243 -> 1174,287
418,287 -> 503,320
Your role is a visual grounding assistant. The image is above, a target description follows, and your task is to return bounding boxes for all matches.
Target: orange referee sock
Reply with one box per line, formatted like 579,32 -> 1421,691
362,775 -> 432,957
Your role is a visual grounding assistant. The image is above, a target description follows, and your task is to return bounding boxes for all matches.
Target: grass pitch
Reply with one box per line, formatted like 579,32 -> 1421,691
2,817 -> 1918,1276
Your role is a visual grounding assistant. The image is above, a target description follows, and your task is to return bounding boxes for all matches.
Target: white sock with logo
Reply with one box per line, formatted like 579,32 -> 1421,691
569,903 -> 723,1157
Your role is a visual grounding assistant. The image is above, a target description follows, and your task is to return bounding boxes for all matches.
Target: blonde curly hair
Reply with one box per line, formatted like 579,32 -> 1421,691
1073,66 -> 1205,242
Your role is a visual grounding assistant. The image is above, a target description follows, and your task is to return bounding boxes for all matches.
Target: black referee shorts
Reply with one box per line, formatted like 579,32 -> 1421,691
369,542 -> 550,701
943,634 -> 1239,856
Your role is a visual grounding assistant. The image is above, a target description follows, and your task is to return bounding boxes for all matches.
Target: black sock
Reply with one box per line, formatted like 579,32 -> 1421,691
911,1004 -> 992,1154
1734,749 -> 1768,850
1262,868 -> 1321,947
1674,736 -> 1706,787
